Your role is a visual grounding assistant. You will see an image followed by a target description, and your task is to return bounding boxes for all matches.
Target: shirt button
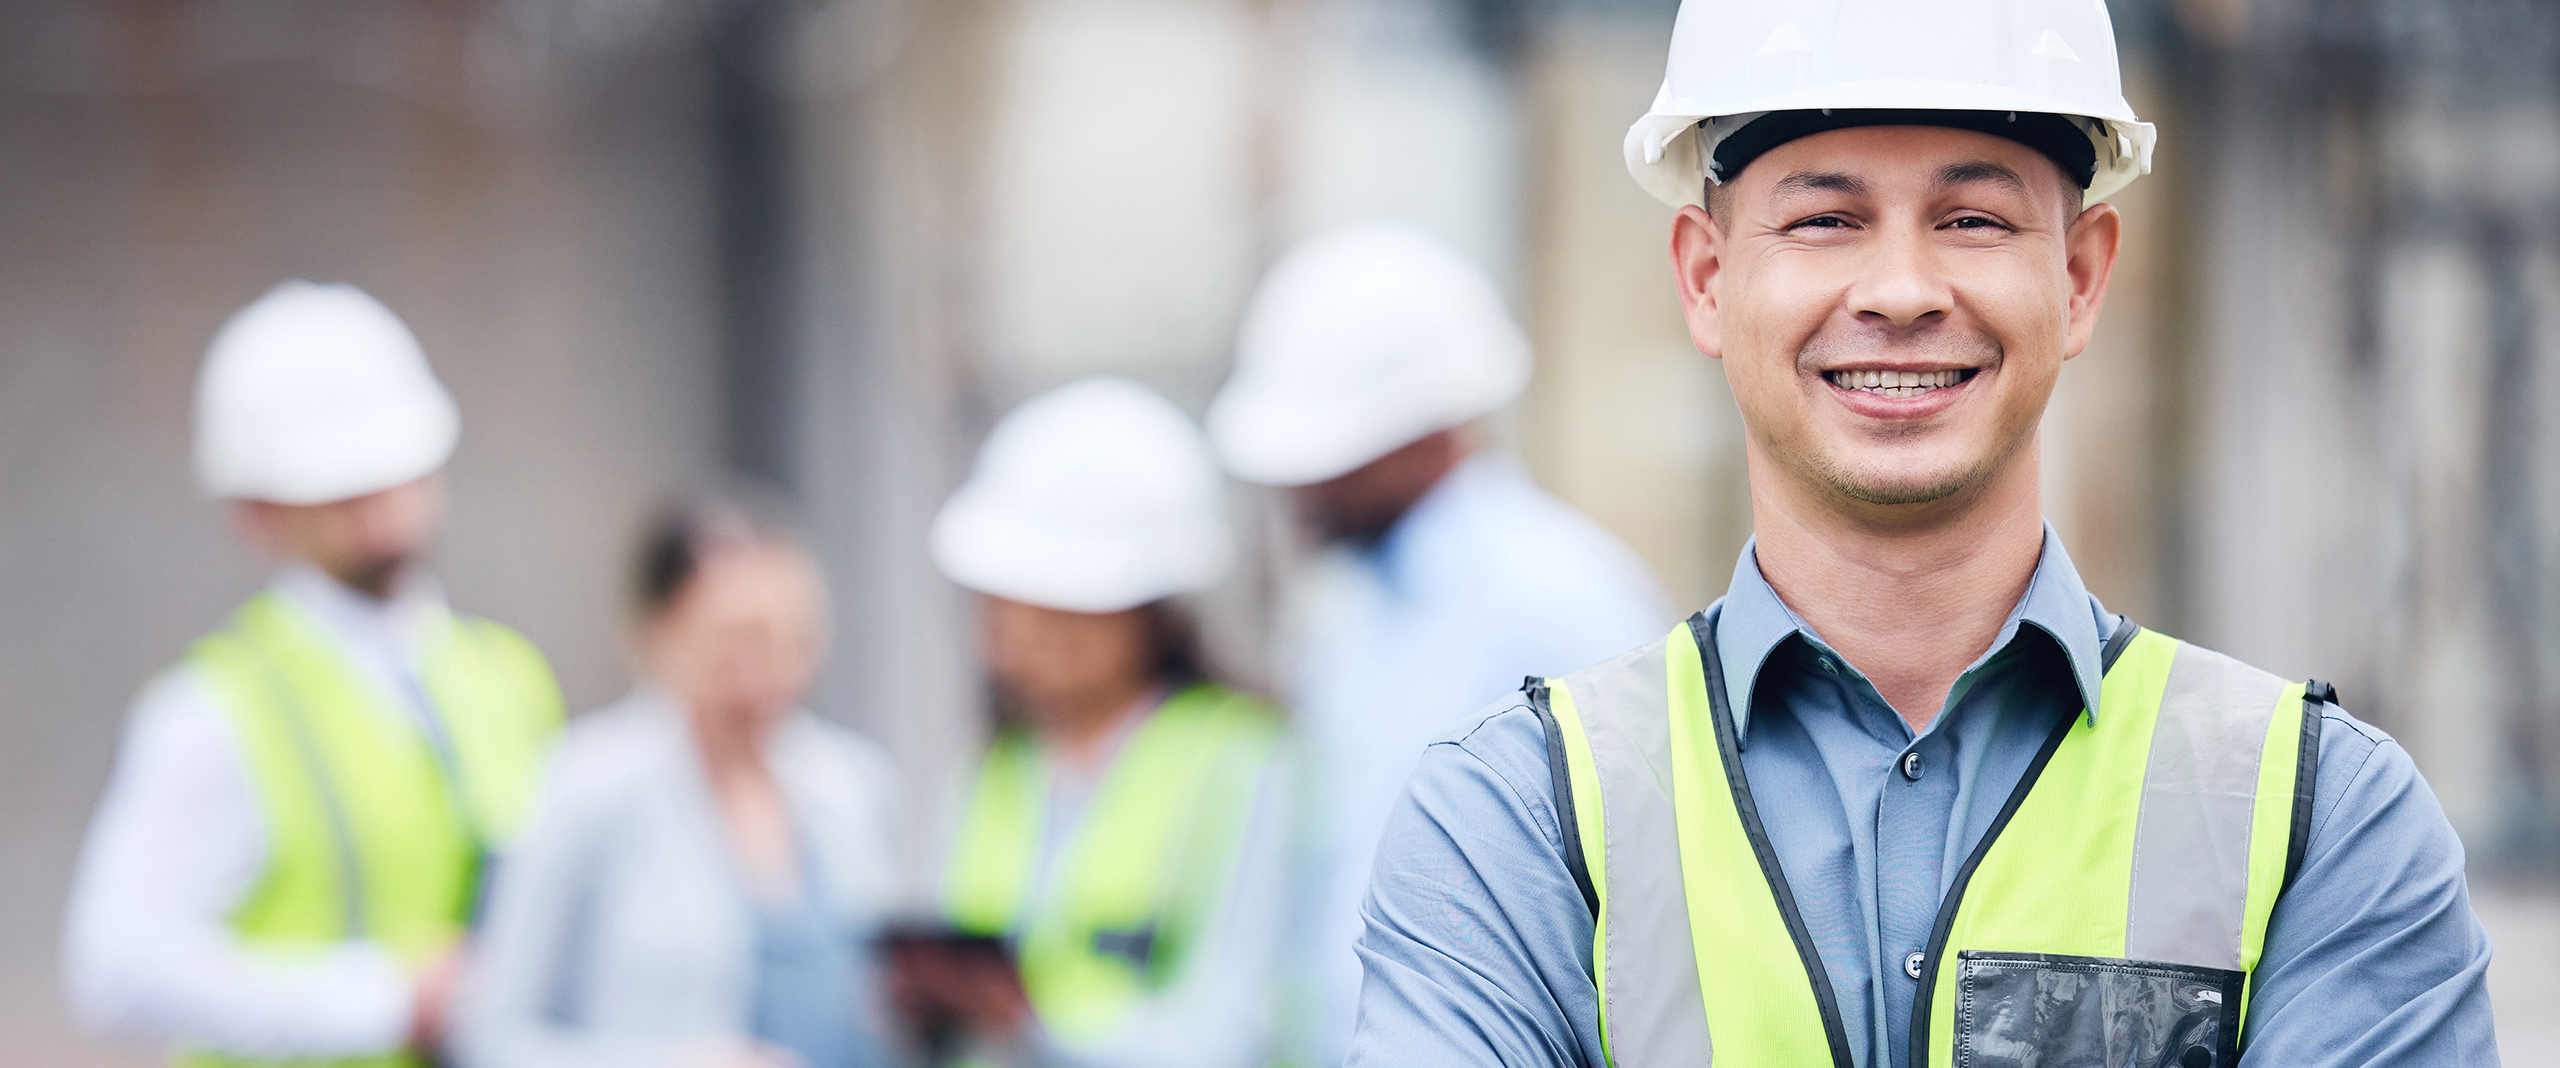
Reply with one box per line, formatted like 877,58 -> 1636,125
1900,750 -> 1925,781
1818,657 -> 1839,675
1904,951 -> 1926,980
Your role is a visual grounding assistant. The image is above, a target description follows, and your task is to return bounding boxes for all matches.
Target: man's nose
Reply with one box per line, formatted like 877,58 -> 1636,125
1846,228 -> 1953,330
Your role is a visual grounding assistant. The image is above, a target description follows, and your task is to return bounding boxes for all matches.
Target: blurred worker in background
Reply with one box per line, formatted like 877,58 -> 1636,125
910,378 -> 1293,1068
63,281 -> 564,1067
1205,222 -> 1673,1062
458,488 -> 905,1068
1350,0 -> 2498,1065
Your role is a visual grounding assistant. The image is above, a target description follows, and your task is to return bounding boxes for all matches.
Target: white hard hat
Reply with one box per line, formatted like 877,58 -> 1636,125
1625,0 -> 2157,210
1207,223 -> 1530,488
932,377 -> 1233,614
194,281 -> 459,505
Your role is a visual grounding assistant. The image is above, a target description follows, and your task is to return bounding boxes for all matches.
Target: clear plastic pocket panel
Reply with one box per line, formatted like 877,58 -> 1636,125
1955,951 -> 2244,1068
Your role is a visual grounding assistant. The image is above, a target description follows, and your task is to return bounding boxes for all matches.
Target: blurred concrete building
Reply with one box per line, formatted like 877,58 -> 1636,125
0,0 -> 2551,1062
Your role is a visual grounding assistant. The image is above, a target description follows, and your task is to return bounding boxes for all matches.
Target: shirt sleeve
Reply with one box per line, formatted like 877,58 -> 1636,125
2237,705 -> 2501,1066
62,668 -> 415,1057
1346,700 -> 1604,1068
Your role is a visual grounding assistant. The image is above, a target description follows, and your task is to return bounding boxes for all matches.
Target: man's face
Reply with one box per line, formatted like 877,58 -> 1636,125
237,476 -> 445,596
1674,125 -> 2120,512
1289,429 -> 1462,545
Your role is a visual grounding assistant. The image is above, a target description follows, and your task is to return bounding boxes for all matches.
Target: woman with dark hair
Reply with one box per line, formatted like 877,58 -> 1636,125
458,490 -> 903,1068
908,379 -> 1294,1068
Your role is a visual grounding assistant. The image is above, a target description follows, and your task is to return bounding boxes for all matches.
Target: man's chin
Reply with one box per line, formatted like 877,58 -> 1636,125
326,556 -> 412,598
1828,478 -> 1968,507
1809,454 -> 1987,508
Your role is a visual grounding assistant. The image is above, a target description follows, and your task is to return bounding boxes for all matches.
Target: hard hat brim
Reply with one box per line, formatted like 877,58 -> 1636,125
929,484 -> 1233,614
1208,338 -> 1530,487
1627,82 -> 2155,210
197,389 -> 458,505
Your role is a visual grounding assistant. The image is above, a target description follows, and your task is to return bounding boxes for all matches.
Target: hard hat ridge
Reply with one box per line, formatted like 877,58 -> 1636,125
194,280 -> 459,505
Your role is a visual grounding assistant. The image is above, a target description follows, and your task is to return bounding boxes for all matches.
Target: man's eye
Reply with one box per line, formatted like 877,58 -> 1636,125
1795,215 -> 1851,229
1948,216 -> 2005,230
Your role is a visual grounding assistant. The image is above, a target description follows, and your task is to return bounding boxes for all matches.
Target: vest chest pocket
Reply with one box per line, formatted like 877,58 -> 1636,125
1955,952 -> 2243,1068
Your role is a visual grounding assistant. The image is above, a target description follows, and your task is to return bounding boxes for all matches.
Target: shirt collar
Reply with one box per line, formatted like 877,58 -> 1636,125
1710,522 -> 2108,740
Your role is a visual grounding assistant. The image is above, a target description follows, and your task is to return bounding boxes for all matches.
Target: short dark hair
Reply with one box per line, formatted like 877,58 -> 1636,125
631,480 -> 806,618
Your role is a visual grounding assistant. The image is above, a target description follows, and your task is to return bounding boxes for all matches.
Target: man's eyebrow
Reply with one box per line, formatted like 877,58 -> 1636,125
1770,171 -> 1867,198
1933,159 -> 2028,195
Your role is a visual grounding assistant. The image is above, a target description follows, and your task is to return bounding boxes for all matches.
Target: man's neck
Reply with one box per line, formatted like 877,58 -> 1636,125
1747,450 -> 2047,733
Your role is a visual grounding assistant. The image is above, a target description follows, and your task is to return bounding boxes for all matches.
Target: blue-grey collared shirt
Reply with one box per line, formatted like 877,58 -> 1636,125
1348,528 -> 2498,1067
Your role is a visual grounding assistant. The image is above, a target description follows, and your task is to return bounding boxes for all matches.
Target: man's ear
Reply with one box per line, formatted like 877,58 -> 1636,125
1671,205 -> 1726,360
2060,202 -> 2122,361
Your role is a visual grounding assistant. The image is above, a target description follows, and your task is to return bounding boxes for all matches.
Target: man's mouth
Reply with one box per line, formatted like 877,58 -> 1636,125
1823,368 -> 1977,399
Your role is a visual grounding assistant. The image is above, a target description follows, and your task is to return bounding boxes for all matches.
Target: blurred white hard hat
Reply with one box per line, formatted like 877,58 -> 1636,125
195,281 -> 459,505
932,377 -> 1233,614
1625,0 -> 2156,210
1207,223 -> 1531,488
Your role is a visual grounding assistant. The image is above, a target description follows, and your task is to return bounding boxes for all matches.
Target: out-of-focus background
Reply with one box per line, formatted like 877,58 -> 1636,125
2,0 -> 2554,1062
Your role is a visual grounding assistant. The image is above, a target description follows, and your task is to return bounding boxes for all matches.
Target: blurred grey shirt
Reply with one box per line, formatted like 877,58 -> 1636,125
1286,453 -> 1673,1065
63,566 -> 460,1058
456,689 -> 906,1068
1349,530 -> 2498,1067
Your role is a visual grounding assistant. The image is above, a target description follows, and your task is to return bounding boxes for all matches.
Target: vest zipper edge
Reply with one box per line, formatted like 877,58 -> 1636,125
1693,612 -> 1857,1068
1905,681 -> 2087,1067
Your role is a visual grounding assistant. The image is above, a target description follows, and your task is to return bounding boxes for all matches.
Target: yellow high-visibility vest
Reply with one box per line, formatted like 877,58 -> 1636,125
945,683 -> 1283,1046
1535,615 -> 2321,1068
178,590 -> 562,1068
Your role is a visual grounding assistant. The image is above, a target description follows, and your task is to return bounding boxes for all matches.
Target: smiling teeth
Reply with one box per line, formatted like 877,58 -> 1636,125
1826,368 -> 1968,397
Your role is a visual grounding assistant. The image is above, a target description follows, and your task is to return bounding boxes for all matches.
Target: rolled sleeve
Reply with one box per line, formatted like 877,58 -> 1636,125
2239,707 -> 2500,1066
1347,701 -> 1603,1068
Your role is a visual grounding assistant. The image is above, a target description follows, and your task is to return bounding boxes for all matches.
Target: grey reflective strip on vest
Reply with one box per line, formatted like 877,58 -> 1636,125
1561,637 -> 1716,1065
250,654 -> 369,938
2124,643 -> 2289,968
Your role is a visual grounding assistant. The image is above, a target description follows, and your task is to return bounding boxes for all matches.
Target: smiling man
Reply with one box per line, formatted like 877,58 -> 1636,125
1344,2 -> 2499,1067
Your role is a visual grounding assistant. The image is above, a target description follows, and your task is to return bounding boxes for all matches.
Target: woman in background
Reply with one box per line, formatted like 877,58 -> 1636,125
459,490 -> 902,1068
911,378 -> 1295,1068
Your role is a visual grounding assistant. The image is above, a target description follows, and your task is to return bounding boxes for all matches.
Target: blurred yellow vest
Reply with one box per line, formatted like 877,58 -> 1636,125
946,683 -> 1282,1047
177,590 -> 561,1068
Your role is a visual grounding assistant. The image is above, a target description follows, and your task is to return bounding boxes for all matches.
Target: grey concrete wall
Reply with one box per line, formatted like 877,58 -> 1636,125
0,3 -> 727,1059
